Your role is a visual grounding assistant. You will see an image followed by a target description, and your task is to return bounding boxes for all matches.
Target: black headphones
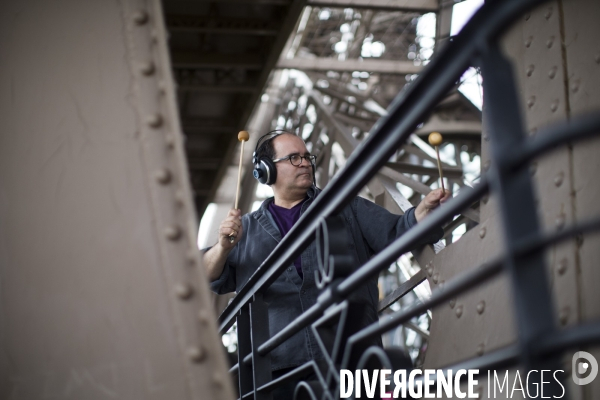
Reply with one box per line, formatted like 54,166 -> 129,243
252,130 -> 316,186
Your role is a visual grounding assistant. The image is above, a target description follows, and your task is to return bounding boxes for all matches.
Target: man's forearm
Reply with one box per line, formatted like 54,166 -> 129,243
203,243 -> 230,282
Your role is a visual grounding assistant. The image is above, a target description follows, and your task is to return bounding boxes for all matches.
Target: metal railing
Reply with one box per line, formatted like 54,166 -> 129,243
215,0 -> 600,398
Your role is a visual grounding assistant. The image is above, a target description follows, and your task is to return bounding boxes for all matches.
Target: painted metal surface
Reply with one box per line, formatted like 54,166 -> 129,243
0,1 -> 234,398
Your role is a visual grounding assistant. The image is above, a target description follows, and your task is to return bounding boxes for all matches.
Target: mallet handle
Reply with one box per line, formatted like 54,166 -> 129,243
435,146 -> 445,193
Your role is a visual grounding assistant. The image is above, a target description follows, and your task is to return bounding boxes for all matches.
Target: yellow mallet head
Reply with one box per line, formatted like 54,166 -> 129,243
428,132 -> 443,147
238,130 -> 250,142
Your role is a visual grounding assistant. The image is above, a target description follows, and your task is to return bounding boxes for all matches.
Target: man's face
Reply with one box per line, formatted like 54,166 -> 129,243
271,134 -> 314,194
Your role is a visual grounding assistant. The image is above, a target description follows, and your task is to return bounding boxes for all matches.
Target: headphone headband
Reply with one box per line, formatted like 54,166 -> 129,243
253,130 -> 290,158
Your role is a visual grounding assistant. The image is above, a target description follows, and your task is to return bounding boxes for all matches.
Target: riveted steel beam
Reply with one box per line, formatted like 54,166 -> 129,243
308,0 -> 438,12
277,57 -> 422,74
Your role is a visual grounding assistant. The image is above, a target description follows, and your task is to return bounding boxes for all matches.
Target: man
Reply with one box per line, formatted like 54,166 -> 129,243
204,132 -> 450,397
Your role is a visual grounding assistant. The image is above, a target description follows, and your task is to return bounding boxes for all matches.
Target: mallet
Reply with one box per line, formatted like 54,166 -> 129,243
229,131 -> 250,243
428,132 -> 445,193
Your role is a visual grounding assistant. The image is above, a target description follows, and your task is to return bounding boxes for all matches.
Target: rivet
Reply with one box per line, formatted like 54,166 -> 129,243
529,127 -> 538,137
482,195 -> 489,205
165,133 -> 176,149
212,373 -> 224,387
571,80 -> 580,93
524,13 -> 530,21
548,66 -> 557,79
477,343 -> 485,356
165,225 -> 182,240
483,160 -> 491,171
559,308 -> 569,326
426,262 -> 434,277
188,346 -> 205,363
139,61 -> 155,76
483,133 -> 489,142
455,305 -> 463,318
554,171 -> 564,187
158,80 -> 167,96
526,65 -> 535,77
147,113 -> 163,128
550,99 -> 559,112
529,162 -> 537,176
546,36 -> 554,49
544,7 -> 553,19
132,11 -> 149,25
151,29 -> 160,45
198,310 -> 210,325
186,250 -> 197,266
175,284 -> 194,299
174,190 -> 186,208
557,258 -> 568,275
432,273 -> 439,284
477,301 -> 485,315
479,227 -> 486,239
555,213 -> 566,230
449,299 -> 456,309
525,36 -> 533,48
438,280 -> 445,290
527,96 -> 536,109
155,168 -> 172,184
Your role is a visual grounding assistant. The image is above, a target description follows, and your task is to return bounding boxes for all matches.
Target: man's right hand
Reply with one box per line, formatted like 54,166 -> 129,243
204,209 -> 243,282
218,208 -> 243,249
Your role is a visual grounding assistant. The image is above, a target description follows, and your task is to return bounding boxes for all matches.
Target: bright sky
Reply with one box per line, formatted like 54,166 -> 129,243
452,0 -> 485,109
452,0 -> 484,35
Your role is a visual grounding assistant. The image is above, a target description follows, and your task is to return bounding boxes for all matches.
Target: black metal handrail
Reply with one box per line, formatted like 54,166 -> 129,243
218,0 -> 552,334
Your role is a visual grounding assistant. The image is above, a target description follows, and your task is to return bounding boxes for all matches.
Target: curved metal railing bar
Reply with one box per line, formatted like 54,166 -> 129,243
218,0 -> 551,334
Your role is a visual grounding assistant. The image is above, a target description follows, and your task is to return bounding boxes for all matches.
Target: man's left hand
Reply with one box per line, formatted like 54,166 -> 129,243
415,188 -> 452,222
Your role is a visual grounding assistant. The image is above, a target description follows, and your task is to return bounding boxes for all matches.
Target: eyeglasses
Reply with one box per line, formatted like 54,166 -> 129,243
272,153 -> 316,166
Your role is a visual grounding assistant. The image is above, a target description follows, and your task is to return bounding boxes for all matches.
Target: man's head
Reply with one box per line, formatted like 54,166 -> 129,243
254,132 -> 314,199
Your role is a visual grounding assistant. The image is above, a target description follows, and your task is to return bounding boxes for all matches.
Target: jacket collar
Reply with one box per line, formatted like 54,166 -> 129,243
252,186 -> 320,242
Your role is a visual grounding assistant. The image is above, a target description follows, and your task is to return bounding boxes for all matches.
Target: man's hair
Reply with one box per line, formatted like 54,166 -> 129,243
255,131 -> 296,161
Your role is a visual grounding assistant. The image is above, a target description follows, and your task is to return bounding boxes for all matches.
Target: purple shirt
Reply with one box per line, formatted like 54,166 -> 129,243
268,198 -> 307,278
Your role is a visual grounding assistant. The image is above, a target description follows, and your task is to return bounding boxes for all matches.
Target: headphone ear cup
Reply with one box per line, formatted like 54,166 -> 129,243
253,157 -> 277,185
261,157 -> 277,185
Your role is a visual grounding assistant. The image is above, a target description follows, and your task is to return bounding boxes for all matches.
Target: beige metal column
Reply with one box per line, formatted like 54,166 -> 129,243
0,1 -> 234,399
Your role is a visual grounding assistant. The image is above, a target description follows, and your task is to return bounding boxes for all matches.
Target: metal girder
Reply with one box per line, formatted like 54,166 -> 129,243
307,0 -> 438,12
0,0 -> 237,398
385,161 -> 464,178
334,112 -> 375,131
415,119 -> 482,136
179,84 -> 257,93
166,14 -> 279,35
172,52 -> 264,69
277,57 -> 423,74
436,0 -> 453,45
187,158 -> 222,170
378,269 -> 427,312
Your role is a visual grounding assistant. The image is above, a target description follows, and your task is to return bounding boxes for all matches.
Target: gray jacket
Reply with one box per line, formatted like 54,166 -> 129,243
209,187 -> 443,371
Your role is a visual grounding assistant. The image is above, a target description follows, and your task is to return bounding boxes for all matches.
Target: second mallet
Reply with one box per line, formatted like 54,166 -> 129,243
428,131 -> 445,193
